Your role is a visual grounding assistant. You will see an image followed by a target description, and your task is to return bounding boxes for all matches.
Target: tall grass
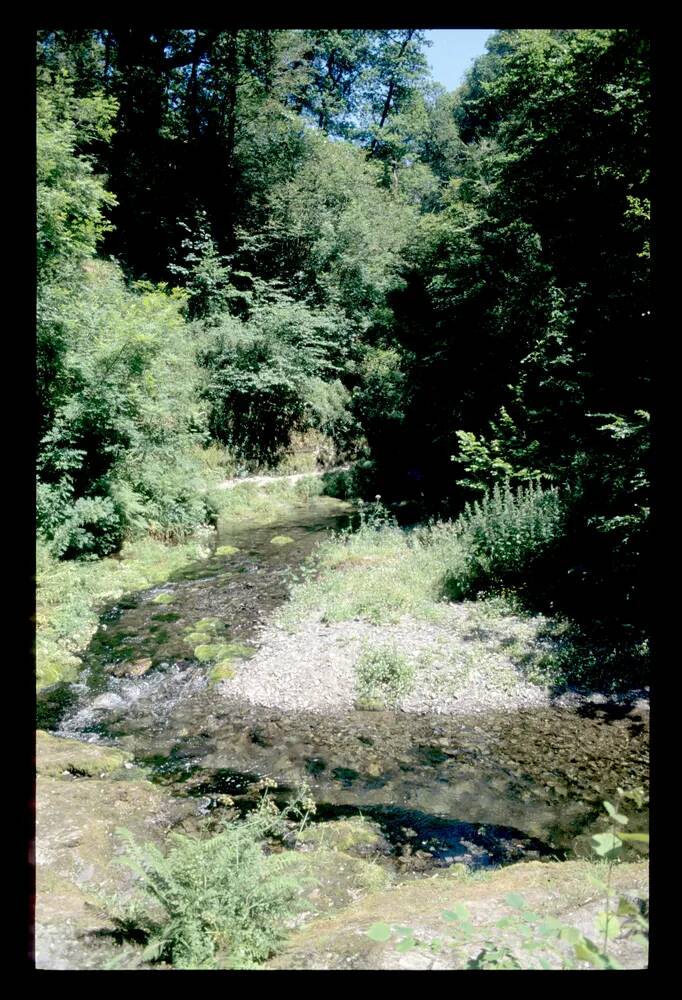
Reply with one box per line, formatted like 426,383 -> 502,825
280,483 -> 565,627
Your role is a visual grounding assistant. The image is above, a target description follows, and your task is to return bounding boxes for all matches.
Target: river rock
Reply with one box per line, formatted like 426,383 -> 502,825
36,730 -> 132,777
91,692 -> 126,711
110,658 -> 153,679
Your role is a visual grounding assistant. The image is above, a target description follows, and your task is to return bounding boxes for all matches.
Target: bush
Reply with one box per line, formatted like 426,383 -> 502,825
37,262 -> 212,557
201,285 -> 357,467
114,793 -> 307,969
442,481 -> 565,598
354,643 -> 415,707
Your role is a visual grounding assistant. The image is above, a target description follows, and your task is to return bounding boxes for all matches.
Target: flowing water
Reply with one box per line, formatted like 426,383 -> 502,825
39,496 -> 649,872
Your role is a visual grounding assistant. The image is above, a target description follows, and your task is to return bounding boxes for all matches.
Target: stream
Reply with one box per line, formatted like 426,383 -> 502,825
38,496 -> 649,873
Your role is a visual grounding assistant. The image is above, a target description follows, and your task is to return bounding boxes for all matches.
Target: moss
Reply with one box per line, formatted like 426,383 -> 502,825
209,661 -> 236,683
36,534 -> 213,691
275,847 -> 391,916
215,544 -> 240,557
36,654 -> 81,689
220,642 -> 256,659
298,817 -> 386,855
193,643 -> 220,662
186,632 -> 209,645
36,730 -> 132,777
151,593 -> 175,605
151,612 -> 181,622
270,535 -> 294,546
193,617 -> 223,632
265,859 -> 649,970
354,696 -> 386,712
195,642 -> 255,663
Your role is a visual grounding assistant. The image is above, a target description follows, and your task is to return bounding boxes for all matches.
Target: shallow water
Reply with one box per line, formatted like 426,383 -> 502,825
43,497 -> 649,871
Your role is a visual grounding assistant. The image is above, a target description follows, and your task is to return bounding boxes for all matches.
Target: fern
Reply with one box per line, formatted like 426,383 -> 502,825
113,793 -> 311,969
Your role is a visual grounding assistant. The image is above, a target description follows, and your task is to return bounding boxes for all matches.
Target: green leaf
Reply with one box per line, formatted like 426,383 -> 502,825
559,926 -> 582,944
443,903 -> 470,922
142,938 -> 165,961
596,911 -> 621,941
366,922 -> 392,942
395,937 -> 418,953
603,800 -> 628,825
586,872 -> 609,891
618,832 -> 649,845
616,897 -> 639,917
505,892 -> 526,909
591,831 -> 622,857
573,938 -> 609,968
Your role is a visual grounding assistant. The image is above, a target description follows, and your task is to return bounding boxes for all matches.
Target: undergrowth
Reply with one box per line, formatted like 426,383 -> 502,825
110,784 -> 315,970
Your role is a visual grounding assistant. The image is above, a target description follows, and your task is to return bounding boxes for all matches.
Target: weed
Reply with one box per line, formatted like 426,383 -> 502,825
354,643 -> 415,707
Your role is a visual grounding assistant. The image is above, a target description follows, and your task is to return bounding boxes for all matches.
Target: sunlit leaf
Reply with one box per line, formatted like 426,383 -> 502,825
618,832 -> 649,845
366,922 -> 392,942
505,892 -> 526,909
596,911 -> 621,941
603,800 -> 628,825
591,832 -> 622,856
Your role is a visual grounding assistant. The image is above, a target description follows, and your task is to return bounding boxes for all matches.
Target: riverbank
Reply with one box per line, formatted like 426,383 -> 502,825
35,729 -> 648,970
36,474 -> 341,690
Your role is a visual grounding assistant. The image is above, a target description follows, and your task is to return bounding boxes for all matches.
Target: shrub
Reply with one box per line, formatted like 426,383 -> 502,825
354,643 -> 415,707
442,481 -> 565,598
113,791 -> 309,969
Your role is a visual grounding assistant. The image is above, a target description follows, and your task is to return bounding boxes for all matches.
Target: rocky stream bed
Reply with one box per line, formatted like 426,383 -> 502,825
35,496 -> 650,970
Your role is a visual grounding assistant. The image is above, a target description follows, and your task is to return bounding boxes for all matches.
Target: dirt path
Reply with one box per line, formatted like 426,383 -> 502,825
215,465 -> 350,491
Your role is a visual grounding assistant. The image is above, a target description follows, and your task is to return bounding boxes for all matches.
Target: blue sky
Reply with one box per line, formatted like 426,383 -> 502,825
424,29 -> 496,91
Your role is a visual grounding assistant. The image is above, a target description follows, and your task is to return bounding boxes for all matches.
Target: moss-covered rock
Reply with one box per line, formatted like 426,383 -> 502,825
194,643 -> 220,662
209,661 -> 236,683
194,642 -> 255,663
35,766 -> 197,970
274,847 -> 391,917
193,617 -> 223,632
185,632 -> 209,645
297,817 -> 388,857
270,535 -> 294,546
151,592 -> 175,605
220,642 -> 256,659
36,731 -> 133,777
215,545 -> 240,557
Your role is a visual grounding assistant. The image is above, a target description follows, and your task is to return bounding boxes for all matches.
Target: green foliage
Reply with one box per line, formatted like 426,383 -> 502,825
453,407 -> 550,494
242,133 -> 416,323
112,788 -> 313,969
201,280 -> 356,465
36,67 -> 118,280
443,482 -> 565,598
354,642 -> 415,707
38,262 -> 213,556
